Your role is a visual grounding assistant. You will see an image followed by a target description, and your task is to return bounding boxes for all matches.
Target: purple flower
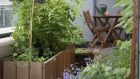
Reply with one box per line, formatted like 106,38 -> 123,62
70,64 -> 74,67
70,64 -> 75,70
63,69 -> 71,79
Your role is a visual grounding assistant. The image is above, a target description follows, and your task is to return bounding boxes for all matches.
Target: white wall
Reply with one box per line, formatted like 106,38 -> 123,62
75,0 -> 95,41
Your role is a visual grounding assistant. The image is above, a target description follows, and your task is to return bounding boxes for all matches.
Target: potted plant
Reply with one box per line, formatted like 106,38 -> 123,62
3,0 -> 82,79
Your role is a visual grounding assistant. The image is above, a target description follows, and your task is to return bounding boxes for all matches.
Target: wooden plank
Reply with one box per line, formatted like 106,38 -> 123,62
55,55 -> 59,78
49,60 -> 54,79
67,50 -> 71,68
3,61 -> 16,79
56,53 -> 61,79
42,64 -> 45,79
17,61 -> 29,79
63,51 -> 66,69
30,62 -> 42,79
67,50 -> 70,68
45,61 -> 50,79
52,58 -> 57,79
65,51 -> 69,68
58,52 -> 63,79
71,47 -> 75,64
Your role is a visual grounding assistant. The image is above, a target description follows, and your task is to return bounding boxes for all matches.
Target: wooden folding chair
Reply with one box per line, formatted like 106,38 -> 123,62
83,10 -> 110,48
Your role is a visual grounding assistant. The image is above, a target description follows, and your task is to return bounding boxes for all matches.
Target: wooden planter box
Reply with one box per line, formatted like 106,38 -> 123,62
3,45 -> 75,79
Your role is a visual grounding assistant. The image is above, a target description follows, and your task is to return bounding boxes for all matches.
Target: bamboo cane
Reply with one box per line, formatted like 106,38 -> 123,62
29,0 -> 35,53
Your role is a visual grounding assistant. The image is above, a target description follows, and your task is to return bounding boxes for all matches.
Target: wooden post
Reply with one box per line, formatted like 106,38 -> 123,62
131,0 -> 136,79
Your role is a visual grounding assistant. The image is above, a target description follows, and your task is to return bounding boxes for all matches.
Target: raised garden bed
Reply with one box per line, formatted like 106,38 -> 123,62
3,45 -> 75,79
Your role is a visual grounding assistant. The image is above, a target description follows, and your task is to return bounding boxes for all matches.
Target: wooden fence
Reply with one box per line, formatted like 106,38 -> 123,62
3,45 -> 75,79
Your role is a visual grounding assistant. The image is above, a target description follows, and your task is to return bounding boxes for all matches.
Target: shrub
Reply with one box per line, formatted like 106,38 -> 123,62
11,0 -> 82,61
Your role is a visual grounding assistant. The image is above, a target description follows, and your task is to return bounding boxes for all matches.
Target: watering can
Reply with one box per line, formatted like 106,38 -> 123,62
96,4 -> 107,15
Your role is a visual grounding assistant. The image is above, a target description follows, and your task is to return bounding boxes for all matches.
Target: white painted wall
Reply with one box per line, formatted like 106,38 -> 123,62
75,0 -> 95,41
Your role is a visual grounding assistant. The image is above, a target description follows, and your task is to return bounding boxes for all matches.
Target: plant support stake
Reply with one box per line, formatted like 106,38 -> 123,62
29,0 -> 35,53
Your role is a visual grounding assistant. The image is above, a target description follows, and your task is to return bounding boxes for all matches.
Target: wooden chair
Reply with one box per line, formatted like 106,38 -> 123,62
83,10 -> 110,48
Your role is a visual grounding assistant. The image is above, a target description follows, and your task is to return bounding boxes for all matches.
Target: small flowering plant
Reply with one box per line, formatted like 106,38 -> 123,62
63,48 -> 94,79
63,56 -> 93,79
78,51 -> 113,79
63,64 -> 82,79
78,41 -> 131,79
78,61 -> 113,79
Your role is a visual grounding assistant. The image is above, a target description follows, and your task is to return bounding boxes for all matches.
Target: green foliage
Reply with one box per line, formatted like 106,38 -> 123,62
114,0 -> 133,33
110,40 -> 131,68
79,40 -> 131,79
11,0 -> 82,61
13,52 -> 33,61
75,38 -> 88,48
79,62 -> 130,79
75,48 -> 88,54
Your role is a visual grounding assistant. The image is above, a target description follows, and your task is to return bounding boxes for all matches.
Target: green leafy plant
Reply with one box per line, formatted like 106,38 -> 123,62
114,0 -> 133,33
78,40 -> 131,79
79,62 -> 130,79
11,0 -> 82,61
113,0 -> 133,40
110,40 -> 131,68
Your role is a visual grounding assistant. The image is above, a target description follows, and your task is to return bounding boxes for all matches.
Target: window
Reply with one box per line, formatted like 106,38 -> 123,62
0,0 -> 14,28
0,0 -> 15,38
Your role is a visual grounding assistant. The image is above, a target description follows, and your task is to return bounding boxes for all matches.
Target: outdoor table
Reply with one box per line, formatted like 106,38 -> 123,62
93,15 -> 122,46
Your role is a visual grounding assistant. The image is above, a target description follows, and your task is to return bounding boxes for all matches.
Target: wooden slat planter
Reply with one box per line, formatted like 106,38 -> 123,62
3,45 -> 75,79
